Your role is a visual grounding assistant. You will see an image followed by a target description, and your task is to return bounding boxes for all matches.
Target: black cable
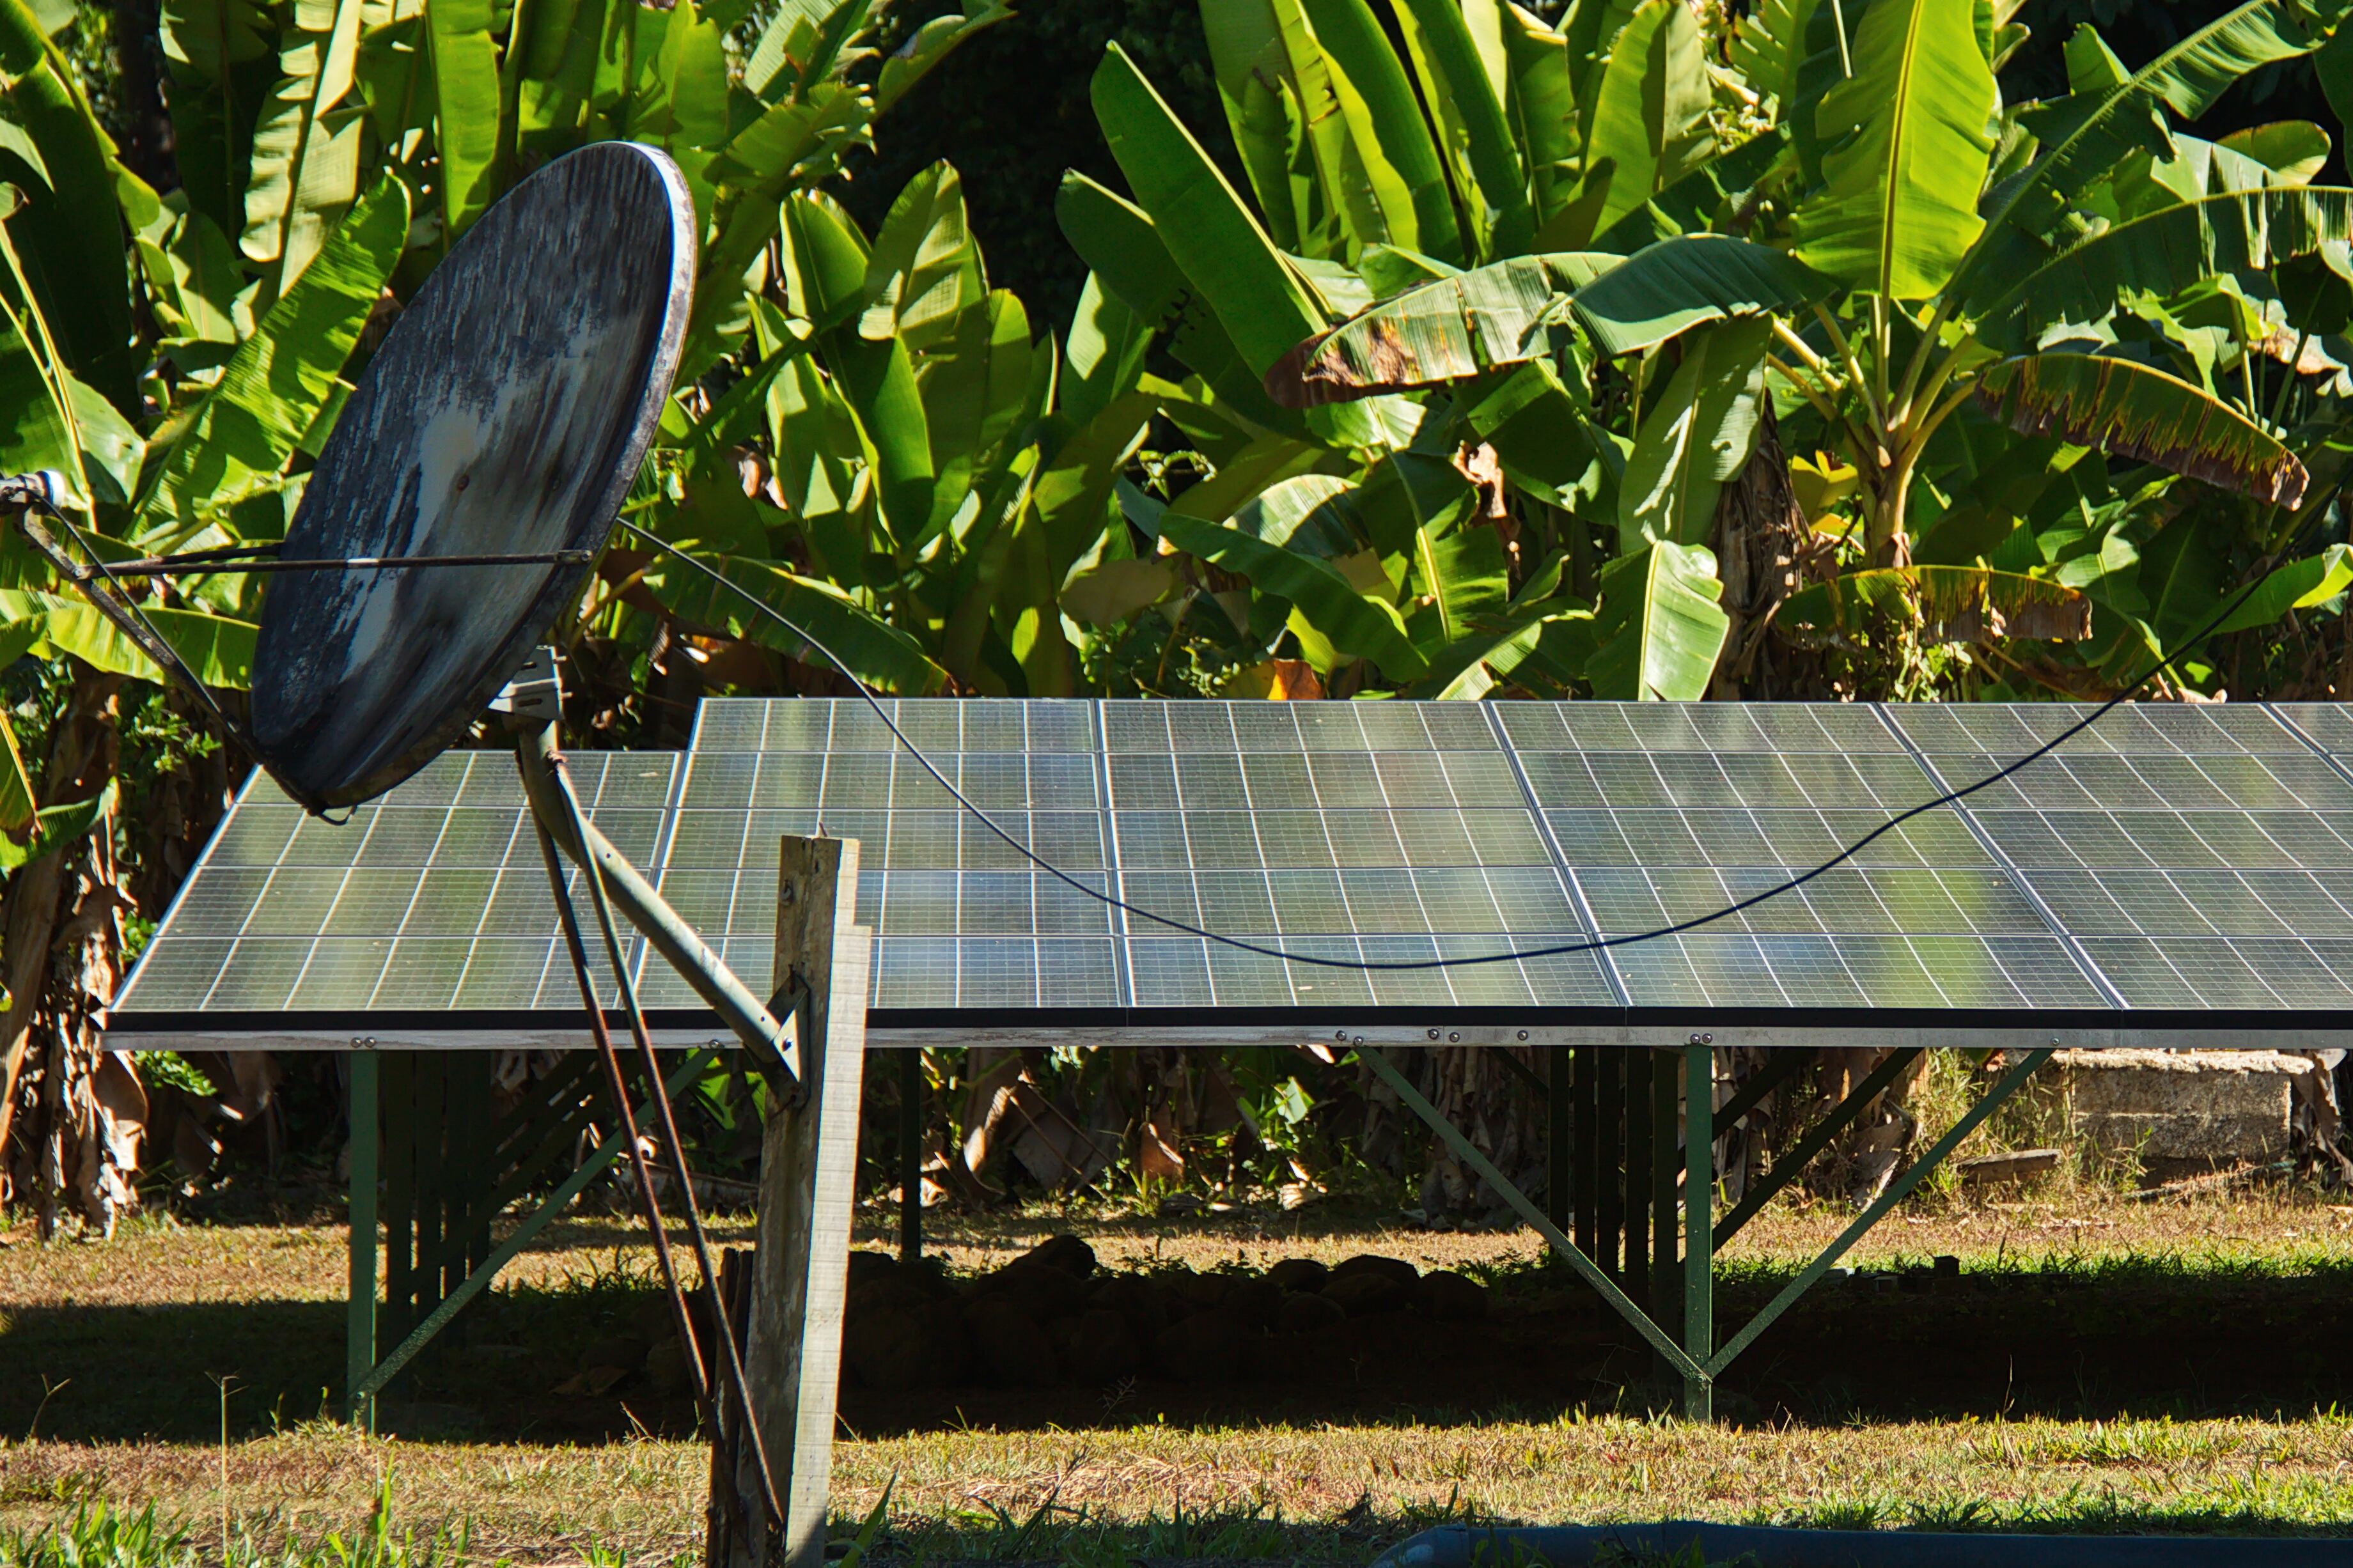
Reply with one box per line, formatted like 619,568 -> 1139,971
623,519 -> 2289,974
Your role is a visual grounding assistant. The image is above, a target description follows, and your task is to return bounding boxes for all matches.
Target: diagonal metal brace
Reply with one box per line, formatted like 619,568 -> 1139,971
515,725 -> 799,1089
351,1048 -> 717,1409
1358,1044 -> 1708,1385
1714,1046 -> 1925,1248
1706,1047 -> 2053,1376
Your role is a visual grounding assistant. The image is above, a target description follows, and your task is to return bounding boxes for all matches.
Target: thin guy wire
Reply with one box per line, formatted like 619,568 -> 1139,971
36,497 -> 258,761
530,813 -> 719,1420
542,745 -> 785,1532
620,520 -> 2287,975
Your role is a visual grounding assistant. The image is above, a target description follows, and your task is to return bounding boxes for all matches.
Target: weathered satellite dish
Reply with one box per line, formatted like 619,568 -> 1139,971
249,141 -> 695,811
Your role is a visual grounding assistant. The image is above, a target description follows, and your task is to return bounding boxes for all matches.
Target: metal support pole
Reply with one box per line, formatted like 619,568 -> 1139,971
1683,1042 -> 1714,1422
1546,1045 -> 1571,1233
382,1051 -> 415,1364
346,1052 -> 379,1432
1652,1049 -> 1678,1342
899,1050 -> 923,1265
1625,1049 -> 1652,1307
1597,1049 -> 1624,1282
1573,1046 -> 1598,1263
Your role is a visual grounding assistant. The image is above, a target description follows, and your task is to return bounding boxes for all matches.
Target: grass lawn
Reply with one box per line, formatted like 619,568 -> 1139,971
4,1186 -> 2352,1564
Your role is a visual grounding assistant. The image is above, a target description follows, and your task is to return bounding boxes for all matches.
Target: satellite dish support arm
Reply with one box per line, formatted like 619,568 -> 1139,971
513,722 -> 801,1087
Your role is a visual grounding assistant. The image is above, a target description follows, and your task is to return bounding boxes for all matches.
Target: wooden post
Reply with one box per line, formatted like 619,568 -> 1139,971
726,836 -> 869,1568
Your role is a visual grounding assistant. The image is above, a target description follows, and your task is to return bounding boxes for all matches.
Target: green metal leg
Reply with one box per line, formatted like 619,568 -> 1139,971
347,1052 -> 379,1432
1547,1046 -> 1571,1232
1683,1042 -> 1714,1422
898,1050 -> 922,1265
1625,1050 -> 1652,1307
349,1048 -> 719,1408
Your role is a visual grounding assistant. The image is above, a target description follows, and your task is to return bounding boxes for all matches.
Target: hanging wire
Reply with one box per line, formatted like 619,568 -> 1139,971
619,518 -> 2292,974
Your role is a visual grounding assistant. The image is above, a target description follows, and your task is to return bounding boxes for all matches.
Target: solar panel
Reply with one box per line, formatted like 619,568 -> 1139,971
1503,701 -> 2107,1011
662,699 -> 1614,1013
118,750 -> 682,1017
1884,702 -> 2353,1012
106,699 -> 2353,1043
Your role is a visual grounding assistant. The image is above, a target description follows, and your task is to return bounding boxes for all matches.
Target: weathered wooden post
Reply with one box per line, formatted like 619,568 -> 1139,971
715,836 -> 870,1568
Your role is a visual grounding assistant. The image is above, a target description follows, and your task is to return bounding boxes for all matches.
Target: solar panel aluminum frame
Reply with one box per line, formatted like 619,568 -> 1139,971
102,698 -> 2353,1053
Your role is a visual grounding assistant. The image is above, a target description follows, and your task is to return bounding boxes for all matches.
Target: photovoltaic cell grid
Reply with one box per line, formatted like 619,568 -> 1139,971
109,698 -> 2353,1025
650,697 -> 1618,1011
117,751 -> 682,1015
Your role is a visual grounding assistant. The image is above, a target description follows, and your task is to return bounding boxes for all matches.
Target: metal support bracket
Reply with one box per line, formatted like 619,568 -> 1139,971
1364,1041 -> 2056,1420
1358,1044 -> 1707,1384
345,1047 -> 716,1427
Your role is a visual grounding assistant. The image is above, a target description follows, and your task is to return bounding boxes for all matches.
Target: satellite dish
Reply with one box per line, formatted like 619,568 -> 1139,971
249,141 -> 696,811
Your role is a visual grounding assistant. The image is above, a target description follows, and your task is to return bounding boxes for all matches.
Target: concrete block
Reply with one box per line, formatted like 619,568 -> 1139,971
2052,1050 -> 2322,1172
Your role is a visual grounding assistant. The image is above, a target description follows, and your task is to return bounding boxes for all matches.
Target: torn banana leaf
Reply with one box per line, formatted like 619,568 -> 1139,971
1779,566 -> 2094,646
1976,353 -> 2308,508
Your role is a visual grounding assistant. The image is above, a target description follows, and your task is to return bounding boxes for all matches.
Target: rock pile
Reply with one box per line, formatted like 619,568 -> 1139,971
841,1236 -> 1487,1392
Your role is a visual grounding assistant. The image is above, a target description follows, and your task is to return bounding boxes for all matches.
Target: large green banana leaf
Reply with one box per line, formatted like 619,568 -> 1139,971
425,0 -> 504,237
1302,0 -> 1461,262
861,162 -> 985,353
1973,187 -> 2353,352
1265,252 -> 1615,405
1091,43 -> 1325,378
1,0 -> 139,408
1570,234 -> 1837,356
1586,538 -> 1727,700
1975,353 -> 2308,507
1061,272 -> 1152,427
242,0 -> 368,295
0,325 -> 137,508
2208,545 -> 2353,635
0,589 -> 258,686
1407,522 -> 1508,651
1198,0 -> 1306,252
1779,566 -> 2094,646
1618,318 -> 1771,551
1159,477 -> 1428,680
781,191 -> 936,548
1731,0 -> 1820,124
1560,0 -> 1712,247
1954,1 -> 2313,311
1587,126 -> 1786,255
875,1 -> 1011,114
0,617 -> 42,830
159,0 -> 272,239
1056,172 -> 1302,434
1391,0 -> 1533,260
137,174 -> 411,541
1500,1 -> 1578,226
1263,0 -> 1416,258
639,552 -> 950,694
1786,0 -> 1998,300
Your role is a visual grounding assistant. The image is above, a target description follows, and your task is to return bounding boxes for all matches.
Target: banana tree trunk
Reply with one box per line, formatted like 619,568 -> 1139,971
1712,407 -> 1828,698
0,666 -> 141,1236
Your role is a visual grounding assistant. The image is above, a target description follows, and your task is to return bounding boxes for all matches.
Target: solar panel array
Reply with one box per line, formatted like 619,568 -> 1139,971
119,751 -> 676,1016
111,699 -> 2353,1026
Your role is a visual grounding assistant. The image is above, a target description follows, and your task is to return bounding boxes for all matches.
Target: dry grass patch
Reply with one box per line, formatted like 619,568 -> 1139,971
6,1413 -> 2353,1565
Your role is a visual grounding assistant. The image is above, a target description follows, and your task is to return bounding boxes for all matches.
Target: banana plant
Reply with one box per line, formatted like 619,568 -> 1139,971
620,160 -> 1191,700
1054,13 -> 1669,701
1253,0 -> 2353,695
